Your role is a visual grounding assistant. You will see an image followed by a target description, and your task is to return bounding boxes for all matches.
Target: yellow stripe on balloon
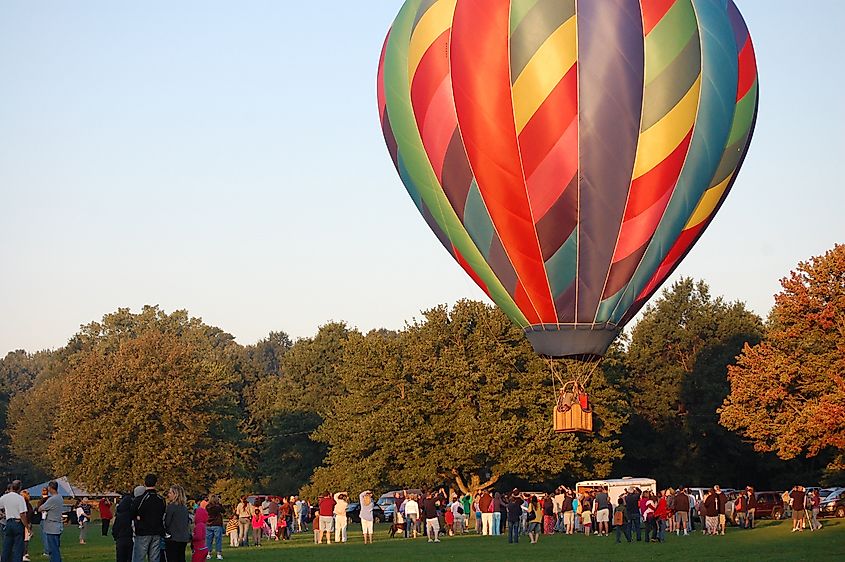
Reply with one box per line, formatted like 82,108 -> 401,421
408,0 -> 458,80
512,15 -> 577,133
632,75 -> 701,180
685,173 -> 733,228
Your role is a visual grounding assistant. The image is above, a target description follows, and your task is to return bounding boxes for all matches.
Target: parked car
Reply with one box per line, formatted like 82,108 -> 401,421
754,491 -> 785,520
819,487 -> 845,519
346,501 -> 386,524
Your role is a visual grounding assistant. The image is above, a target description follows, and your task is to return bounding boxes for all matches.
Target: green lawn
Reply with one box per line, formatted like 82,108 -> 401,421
20,518 -> 845,561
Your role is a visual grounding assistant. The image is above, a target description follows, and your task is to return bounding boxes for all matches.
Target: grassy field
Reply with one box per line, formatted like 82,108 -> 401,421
19,518 -> 845,561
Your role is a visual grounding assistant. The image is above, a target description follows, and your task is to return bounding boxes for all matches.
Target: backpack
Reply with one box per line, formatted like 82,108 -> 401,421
613,509 -> 625,526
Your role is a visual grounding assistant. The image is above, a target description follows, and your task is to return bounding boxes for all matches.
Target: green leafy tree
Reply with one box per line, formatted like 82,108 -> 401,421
3,349 -> 65,482
46,307 -> 247,494
721,244 -> 845,472
250,323 -> 353,493
307,301 -> 628,496
613,278 -> 767,485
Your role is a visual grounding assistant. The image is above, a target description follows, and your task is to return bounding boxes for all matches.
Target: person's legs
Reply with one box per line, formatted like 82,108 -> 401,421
45,533 -> 62,562
148,536 -> 161,562
132,535 -> 149,562
492,512 -> 501,536
812,508 -> 821,530
509,521 -> 519,543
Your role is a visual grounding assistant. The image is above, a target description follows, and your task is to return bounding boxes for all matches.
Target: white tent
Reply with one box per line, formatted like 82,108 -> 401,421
24,476 -> 119,498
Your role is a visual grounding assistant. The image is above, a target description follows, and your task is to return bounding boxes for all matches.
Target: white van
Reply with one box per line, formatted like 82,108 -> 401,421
575,477 -> 657,507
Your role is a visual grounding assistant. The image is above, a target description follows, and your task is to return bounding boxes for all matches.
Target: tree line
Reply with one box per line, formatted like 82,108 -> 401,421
1,244 -> 842,498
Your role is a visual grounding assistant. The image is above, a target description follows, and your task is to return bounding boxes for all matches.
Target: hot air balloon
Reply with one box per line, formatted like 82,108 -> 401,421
377,0 -> 758,432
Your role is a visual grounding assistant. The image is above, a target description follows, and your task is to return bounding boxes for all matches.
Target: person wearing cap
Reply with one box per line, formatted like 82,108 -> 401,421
38,481 -> 63,562
2,480 -> 30,562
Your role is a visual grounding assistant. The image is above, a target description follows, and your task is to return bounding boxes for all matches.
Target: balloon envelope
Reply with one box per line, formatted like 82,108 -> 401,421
378,0 -> 758,357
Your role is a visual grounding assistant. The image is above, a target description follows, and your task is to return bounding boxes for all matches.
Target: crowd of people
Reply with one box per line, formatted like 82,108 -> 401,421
0,476 -> 831,562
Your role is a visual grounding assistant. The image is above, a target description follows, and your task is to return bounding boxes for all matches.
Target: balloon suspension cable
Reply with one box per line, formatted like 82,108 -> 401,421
545,355 -> 602,411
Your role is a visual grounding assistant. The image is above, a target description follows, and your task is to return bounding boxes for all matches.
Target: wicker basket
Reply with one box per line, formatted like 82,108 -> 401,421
554,401 -> 593,433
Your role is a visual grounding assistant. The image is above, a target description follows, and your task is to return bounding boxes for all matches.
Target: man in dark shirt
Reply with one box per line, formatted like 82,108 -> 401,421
317,492 -> 336,544
789,486 -> 806,532
745,487 -> 757,529
506,491 -> 523,544
421,492 -> 440,542
623,488 -> 642,541
562,491 -> 575,535
714,485 -> 728,535
673,488 -> 690,536
131,474 -> 166,562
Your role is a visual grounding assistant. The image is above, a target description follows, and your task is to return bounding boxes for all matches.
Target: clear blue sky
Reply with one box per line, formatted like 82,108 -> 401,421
1,1 -> 842,354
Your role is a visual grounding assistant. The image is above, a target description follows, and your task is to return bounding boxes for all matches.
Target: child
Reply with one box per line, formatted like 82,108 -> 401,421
226,515 -> 239,547
191,507 -> 209,562
614,498 -> 631,543
445,507 -> 455,536
251,506 -> 266,547
581,505 -> 592,536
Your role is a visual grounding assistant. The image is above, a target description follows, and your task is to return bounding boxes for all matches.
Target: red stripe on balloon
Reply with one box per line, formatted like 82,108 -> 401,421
641,0 -> 676,35
451,0 -> 556,323
526,117 -> 578,221
514,281 -> 542,325
736,36 -> 757,102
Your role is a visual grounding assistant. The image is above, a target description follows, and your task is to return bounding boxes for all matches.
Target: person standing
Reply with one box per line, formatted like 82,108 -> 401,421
421,491 -> 440,543
75,499 -> 89,545
734,489 -> 747,529
745,487 -> 757,529
20,490 -> 35,562
506,490 -> 523,544
789,486 -> 806,532
112,494 -> 134,562
478,490 -> 493,536
673,487 -> 690,536
317,491 -> 335,545
714,485 -> 728,535
703,489 -> 719,535
333,492 -> 349,543
623,488 -> 642,542
234,496 -> 252,547
595,486 -> 611,537
250,498 -> 265,547
205,495 -> 225,559
405,493 -> 420,538
191,507 -> 209,562
163,485 -> 191,562
131,474 -> 166,562
810,489 -> 822,531
37,481 -> 63,562
99,497 -> 113,537
360,490 -> 376,544
1,480 -> 29,562
613,497 -> 631,543
266,497 -> 279,540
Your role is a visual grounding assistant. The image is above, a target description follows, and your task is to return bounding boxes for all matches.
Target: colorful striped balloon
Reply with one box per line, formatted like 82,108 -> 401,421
378,0 -> 758,357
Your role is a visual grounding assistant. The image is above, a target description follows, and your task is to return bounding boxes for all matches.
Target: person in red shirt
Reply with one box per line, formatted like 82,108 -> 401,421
317,492 -> 336,544
98,497 -> 114,537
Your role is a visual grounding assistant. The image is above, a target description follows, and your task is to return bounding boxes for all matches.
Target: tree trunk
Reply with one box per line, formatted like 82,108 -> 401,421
451,468 -> 499,496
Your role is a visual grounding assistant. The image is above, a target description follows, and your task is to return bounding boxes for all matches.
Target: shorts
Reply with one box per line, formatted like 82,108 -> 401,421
528,522 -> 541,533
563,511 -> 574,525
361,519 -> 374,534
319,515 -> 334,532
426,517 -> 440,533
580,511 -> 592,524
596,509 -> 609,523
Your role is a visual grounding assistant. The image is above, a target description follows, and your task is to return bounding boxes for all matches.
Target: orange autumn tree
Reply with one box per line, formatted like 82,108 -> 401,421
720,244 -> 845,471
